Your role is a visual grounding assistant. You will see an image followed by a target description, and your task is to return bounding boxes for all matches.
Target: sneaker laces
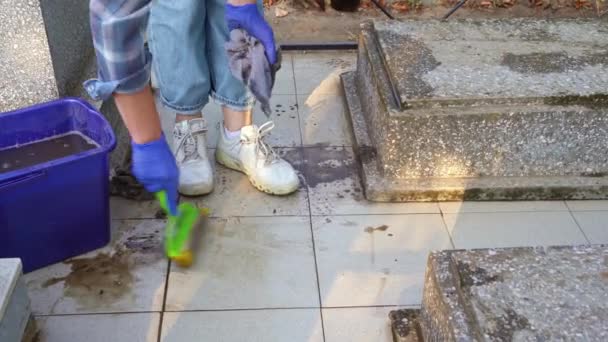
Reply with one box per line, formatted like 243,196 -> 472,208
175,119 -> 207,163
249,121 -> 278,165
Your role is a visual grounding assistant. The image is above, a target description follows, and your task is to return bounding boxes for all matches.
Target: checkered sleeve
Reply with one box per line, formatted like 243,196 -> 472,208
84,0 -> 152,101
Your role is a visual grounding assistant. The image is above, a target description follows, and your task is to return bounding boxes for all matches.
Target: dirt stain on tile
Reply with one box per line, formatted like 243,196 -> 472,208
363,224 -> 388,264
365,225 -> 389,265
301,147 -> 354,188
42,251 -> 135,307
276,148 -> 305,175
364,225 -> 389,233
376,276 -> 387,298
154,209 -> 166,219
124,234 -> 162,253
41,228 -> 162,308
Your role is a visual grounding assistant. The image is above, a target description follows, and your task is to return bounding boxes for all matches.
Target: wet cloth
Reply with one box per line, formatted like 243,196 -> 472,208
225,29 -> 281,116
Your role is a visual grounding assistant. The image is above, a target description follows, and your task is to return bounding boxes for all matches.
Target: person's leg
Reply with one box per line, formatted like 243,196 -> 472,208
223,107 -> 252,131
205,0 -> 299,195
148,0 -> 214,196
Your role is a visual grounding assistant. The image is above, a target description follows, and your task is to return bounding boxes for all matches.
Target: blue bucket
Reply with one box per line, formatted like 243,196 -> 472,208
0,98 -> 116,273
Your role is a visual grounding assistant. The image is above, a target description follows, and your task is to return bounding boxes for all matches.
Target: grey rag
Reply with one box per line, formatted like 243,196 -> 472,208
225,29 -> 281,117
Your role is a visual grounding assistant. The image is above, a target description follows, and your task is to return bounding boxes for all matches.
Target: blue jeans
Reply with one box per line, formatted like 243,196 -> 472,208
147,0 -> 259,114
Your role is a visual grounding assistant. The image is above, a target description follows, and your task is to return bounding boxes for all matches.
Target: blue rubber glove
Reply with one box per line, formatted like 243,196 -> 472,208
131,135 -> 179,216
225,3 -> 277,65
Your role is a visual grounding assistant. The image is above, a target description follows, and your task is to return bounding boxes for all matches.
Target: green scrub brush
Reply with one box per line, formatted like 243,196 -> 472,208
155,191 -> 208,267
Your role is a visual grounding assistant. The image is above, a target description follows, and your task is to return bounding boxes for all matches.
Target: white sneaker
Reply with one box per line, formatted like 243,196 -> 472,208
173,118 -> 214,196
216,122 -> 300,195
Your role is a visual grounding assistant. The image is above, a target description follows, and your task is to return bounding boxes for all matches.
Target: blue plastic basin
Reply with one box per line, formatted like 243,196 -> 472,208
0,98 -> 116,273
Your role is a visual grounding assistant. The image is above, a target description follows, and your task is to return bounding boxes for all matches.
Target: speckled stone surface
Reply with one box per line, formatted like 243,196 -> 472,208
389,309 -> 422,342
344,19 -> 608,201
0,0 -> 58,112
344,71 -> 608,201
375,19 -> 608,104
420,246 -> 608,342
420,251 -> 478,342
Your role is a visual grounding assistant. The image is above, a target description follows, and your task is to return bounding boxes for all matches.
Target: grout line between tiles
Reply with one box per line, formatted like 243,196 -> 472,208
161,305 -> 426,313
293,77 -> 305,148
157,259 -> 172,342
309,219 -> 327,342
162,306 -> 321,313
157,313 -> 164,342
115,212 -> 450,220
564,200 -> 608,212
565,209 -> 608,212
321,304 -> 421,310
291,54 -> 299,101
439,210 -> 575,215
34,311 -> 161,317
437,210 -> 571,214
438,204 -> 457,250
312,212 -> 442,217
566,210 -> 592,245
304,154 -> 327,342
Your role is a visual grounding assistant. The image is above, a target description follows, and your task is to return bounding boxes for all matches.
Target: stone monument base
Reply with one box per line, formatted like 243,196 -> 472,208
343,19 -> 608,202
389,245 -> 608,341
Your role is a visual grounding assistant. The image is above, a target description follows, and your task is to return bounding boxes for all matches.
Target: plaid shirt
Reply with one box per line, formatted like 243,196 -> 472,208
84,0 -> 152,101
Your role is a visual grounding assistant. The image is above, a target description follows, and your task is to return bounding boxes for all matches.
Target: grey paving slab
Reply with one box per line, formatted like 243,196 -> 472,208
444,211 -> 588,249
165,216 -> 319,311
35,313 -> 160,342
313,214 -> 452,307
571,211 -> 608,244
161,309 -> 323,342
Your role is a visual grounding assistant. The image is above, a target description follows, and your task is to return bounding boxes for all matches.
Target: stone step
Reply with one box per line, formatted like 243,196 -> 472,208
413,246 -> 608,341
0,259 -> 32,342
343,19 -> 608,202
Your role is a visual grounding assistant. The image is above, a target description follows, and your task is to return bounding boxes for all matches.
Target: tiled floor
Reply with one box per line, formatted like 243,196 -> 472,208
25,52 -> 606,342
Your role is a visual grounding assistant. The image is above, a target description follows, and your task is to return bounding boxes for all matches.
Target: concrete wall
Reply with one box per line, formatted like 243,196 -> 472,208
39,0 -> 96,97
